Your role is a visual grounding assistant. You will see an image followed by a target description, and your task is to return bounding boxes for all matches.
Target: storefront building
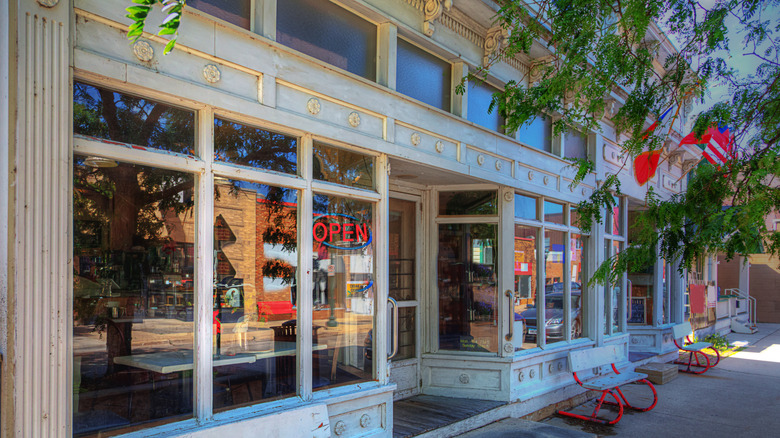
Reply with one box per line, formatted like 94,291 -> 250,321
1,1 -> 695,436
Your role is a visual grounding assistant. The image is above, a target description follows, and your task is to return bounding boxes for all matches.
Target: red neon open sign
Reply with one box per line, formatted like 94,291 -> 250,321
313,214 -> 372,250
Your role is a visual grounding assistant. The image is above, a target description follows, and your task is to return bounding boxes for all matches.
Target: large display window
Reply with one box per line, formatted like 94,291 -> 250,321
513,194 -> 588,351
71,82 -> 381,437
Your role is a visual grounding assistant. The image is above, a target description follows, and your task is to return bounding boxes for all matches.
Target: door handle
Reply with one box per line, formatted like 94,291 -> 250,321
505,290 -> 514,341
387,297 -> 399,359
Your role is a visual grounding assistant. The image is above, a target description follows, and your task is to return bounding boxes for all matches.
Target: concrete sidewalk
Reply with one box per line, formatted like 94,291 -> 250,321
460,323 -> 780,437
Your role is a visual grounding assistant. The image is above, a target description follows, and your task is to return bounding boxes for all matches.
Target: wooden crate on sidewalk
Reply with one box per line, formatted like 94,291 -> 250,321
635,362 -> 678,384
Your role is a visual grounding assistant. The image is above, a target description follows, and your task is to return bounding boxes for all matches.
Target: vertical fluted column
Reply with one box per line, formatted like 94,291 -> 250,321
11,1 -> 71,436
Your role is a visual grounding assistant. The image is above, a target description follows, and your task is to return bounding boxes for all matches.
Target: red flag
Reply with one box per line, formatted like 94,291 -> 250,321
633,149 -> 662,186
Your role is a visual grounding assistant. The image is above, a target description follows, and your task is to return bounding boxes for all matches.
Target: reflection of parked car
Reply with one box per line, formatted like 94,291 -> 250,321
545,282 -> 581,293
517,292 -> 582,342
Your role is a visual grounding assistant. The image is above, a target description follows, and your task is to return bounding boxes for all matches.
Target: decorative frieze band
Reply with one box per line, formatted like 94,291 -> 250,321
439,11 -> 484,47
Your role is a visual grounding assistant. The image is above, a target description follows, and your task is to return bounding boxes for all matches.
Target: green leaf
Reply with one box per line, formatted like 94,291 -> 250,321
163,37 -> 177,55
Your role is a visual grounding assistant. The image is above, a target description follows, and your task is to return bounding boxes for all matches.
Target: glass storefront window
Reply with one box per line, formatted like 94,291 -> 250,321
73,156 -> 195,436
516,115 -> 552,152
571,234 -> 585,340
312,195 -> 375,390
397,38 -> 452,111
189,0 -> 251,29
543,230 -> 567,345
564,129 -> 588,160
313,142 -> 375,190
212,181 -> 299,410
214,118 -> 298,175
544,201 -> 564,224
277,0 -> 377,80
73,82 -> 195,155
438,223 -> 498,353
606,195 -> 622,235
439,191 -> 498,216
513,225 -> 538,350
570,206 -> 580,228
612,241 -> 623,333
515,194 -> 537,220
467,80 -> 503,133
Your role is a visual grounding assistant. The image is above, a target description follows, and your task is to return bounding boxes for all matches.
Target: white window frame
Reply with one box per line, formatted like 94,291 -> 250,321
71,77 -> 389,433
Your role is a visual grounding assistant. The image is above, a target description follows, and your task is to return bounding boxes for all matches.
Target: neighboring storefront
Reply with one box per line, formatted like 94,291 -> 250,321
2,1 -> 694,437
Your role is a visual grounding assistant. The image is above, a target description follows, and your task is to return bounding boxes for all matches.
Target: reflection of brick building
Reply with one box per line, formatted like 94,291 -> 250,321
514,237 -> 537,304
178,183 -> 298,322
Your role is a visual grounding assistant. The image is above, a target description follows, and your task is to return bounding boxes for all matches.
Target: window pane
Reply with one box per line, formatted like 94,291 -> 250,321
389,199 -> 416,302
570,206 -> 580,229
438,223 -> 498,353
514,225 -> 538,351
73,156 -> 195,436
612,241 -> 622,333
612,196 -> 622,235
189,0 -> 250,29
516,115 -> 552,152
514,194 -> 537,220
213,181 -> 298,411
277,0 -> 377,80
571,234 -> 585,340
467,80 -> 503,132
74,82 -> 195,155
604,240 -> 611,335
543,230 -> 566,345
544,201 -> 564,224
214,118 -> 298,175
439,191 -> 497,216
313,142 -> 374,190
564,130 -> 588,160
312,196 -> 374,390
396,307 -> 416,360
397,39 -> 451,111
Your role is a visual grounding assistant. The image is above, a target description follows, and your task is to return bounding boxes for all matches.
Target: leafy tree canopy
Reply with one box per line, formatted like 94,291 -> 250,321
473,0 -> 780,284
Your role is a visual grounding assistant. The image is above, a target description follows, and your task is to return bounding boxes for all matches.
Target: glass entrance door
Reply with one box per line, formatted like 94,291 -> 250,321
437,223 -> 499,353
388,197 -> 420,399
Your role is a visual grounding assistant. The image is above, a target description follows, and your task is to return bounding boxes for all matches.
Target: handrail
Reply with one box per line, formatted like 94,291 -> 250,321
505,290 -> 515,341
387,297 -> 399,359
725,288 -> 757,326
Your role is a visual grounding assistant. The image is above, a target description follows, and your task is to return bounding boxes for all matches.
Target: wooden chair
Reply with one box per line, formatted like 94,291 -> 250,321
558,345 -> 657,425
672,322 -> 721,374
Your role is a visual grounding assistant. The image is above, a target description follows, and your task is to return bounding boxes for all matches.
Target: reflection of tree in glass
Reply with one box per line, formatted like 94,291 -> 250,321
313,142 -> 373,189
74,157 -> 194,252
74,82 -> 194,153
259,185 -> 297,286
73,82 -> 196,252
214,118 -> 297,174
442,191 -> 497,215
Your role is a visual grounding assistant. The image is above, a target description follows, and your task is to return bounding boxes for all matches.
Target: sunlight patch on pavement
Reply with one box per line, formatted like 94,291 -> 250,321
731,343 -> 780,363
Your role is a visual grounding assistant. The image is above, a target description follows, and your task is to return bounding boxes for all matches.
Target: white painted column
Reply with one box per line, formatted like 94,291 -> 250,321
670,256 -> 685,324
375,154 -> 390,383
451,62 -> 468,118
588,209 -> 604,345
299,134 -> 314,400
652,242 -> 664,326
738,255 -> 749,294
10,0 -> 72,436
0,0 -> 12,433
499,187 -> 515,356
377,23 -> 397,90
195,107 -> 214,420
255,0 -> 277,40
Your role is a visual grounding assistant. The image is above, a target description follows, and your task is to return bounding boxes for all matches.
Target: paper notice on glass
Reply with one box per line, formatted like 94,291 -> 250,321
513,320 -> 524,350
